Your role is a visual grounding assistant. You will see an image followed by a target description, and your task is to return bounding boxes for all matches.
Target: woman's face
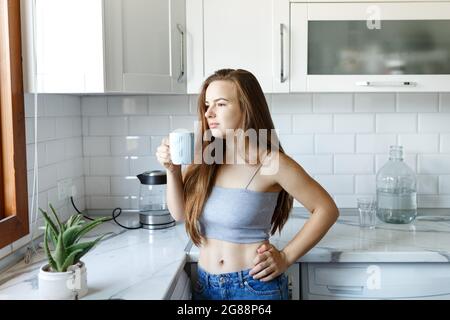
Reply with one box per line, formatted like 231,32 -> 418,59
204,80 -> 243,138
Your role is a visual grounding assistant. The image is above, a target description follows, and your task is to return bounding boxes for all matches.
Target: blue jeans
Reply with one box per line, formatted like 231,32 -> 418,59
192,264 -> 289,300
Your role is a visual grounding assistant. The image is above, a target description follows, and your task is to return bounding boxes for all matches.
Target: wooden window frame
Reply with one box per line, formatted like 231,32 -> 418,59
0,0 -> 29,249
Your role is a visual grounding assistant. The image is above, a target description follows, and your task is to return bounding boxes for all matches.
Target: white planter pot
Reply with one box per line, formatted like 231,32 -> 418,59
38,261 -> 88,300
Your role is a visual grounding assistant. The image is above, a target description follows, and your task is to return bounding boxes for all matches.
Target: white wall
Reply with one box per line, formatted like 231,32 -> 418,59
0,94 -> 85,260
81,92 -> 450,210
2,91 -> 450,261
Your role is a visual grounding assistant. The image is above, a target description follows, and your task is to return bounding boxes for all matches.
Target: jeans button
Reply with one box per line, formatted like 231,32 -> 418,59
219,277 -> 224,284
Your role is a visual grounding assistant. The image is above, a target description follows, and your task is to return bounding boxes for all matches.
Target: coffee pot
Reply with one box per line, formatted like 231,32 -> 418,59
136,170 -> 175,229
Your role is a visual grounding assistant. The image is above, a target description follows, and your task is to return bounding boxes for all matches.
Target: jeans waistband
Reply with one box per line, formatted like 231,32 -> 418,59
197,264 -> 254,287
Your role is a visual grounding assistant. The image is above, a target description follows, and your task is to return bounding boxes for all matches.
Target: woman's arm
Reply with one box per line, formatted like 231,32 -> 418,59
275,152 -> 339,265
166,167 -> 186,221
250,152 -> 339,281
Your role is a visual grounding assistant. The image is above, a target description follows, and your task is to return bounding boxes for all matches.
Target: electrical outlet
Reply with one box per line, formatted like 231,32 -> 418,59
57,178 -> 73,201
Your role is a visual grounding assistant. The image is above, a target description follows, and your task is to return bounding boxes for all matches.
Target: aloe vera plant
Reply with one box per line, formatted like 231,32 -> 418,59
39,204 -> 110,272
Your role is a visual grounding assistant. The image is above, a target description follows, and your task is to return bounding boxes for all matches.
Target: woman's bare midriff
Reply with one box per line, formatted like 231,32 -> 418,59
198,238 -> 270,274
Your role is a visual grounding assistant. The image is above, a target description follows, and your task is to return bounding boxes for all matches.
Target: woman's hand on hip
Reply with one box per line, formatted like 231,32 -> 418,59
249,243 -> 289,282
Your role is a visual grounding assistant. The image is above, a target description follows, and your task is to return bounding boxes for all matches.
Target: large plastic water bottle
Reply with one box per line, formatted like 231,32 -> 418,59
376,145 -> 417,224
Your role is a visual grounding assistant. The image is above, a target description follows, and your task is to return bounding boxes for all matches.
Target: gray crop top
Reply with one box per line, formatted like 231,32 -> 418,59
199,163 -> 280,244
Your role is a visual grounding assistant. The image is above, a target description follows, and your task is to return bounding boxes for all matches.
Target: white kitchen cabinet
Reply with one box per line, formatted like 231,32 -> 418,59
186,0 -> 290,94
290,1 -> 450,92
169,270 -> 192,300
302,263 -> 450,299
21,0 -> 186,94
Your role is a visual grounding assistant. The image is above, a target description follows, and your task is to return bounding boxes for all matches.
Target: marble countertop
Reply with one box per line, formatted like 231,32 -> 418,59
1,208 -> 450,299
189,208 -> 450,264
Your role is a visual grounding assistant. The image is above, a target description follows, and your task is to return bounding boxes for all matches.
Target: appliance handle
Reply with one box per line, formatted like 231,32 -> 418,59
326,285 -> 364,295
356,81 -> 416,87
177,24 -> 185,83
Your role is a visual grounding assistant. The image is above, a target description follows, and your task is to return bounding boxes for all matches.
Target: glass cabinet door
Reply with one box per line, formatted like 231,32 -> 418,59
308,20 -> 450,75
290,2 -> 450,92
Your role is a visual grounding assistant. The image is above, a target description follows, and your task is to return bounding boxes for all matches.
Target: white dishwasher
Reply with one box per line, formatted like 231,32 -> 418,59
302,262 -> 450,300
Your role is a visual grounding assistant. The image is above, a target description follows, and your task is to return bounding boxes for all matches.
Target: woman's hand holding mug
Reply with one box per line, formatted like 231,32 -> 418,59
156,136 -> 180,173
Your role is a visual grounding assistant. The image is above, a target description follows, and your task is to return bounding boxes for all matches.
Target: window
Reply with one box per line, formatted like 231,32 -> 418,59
0,0 -> 29,249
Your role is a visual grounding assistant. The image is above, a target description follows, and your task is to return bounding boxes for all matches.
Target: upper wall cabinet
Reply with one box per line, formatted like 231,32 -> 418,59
291,1 -> 450,92
21,0 -> 186,94
186,0 -> 290,94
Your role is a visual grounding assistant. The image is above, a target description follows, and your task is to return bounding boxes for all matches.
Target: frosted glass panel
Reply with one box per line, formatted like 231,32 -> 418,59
308,20 -> 450,75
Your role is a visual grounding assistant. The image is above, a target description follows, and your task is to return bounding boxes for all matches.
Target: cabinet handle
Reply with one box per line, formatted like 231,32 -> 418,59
356,81 -> 417,87
326,285 -> 364,295
177,24 -> 185,83
280,23 -> 286,83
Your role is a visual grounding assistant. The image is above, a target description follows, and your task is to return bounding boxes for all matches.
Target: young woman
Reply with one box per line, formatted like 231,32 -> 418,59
156,69 -> 339,300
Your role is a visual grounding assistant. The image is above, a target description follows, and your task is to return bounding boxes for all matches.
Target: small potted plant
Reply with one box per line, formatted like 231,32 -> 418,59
38,204 -> 110,300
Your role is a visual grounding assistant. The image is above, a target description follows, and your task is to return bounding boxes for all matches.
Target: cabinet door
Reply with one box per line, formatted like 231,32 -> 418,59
291,2 -> 450,92
104,0 -> 186,93
186,0 -> 289,94
31,0 -> 104,93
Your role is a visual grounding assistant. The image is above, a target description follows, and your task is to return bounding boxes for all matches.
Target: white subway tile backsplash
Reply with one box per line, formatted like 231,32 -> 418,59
398,134 -> 439,153
441,93 -> 450,112
57,158 -> 83,180
376,114 -> 417,133
24,94 -> 45,118
149,95 -> 189,114
129,156 -> 163,176
419,113 -> 450,133
354,93 -> 395,113
313,93 -> 353,113
85,177 -> 110,195
271,93 -> 312,113
334,114 -> 374,133
38,165 -> 58,192
26,143 -> 46,171
170,116 -> 198,132
81,96 -> 108,116
89,117 -> 128,136
355,175 -> 376,194
129,116 -> 169,135
42,95 -> 64,116
397,93 -> 439,112
110,177 -> 140,196
83,137 -> 110,156
315,134 -> 354,154
292,155 -> 333,174
441,134 -> 450,153
88,196 -> 131,210
65,137 -> 83,159
417,175 -> 439,195
151,136 -> 166,154
90,157 -> 129,176
55,117 -> 73,139
111,136 -> 151,156
37,118 -> 56,141
18,89 -> 450,248
279,134 -> 314,155
293,114 -> 332,133
334,155 -> 374,174
314,175 -> 354,194
333,195 -> 360,208
419,155 -> 450,174
271,115 -> 292,134
45,140 -> 66,165
189,95 -> 199,115
356,134 -> 396,154
107,96 -> 148,115
439,176 -> 450,194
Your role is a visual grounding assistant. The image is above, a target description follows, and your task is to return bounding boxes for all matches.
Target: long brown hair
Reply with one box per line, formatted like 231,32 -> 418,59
183,69 -> 293,246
